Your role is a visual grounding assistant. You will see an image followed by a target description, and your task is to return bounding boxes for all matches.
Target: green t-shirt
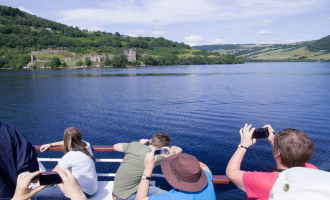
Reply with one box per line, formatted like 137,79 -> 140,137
113,142 -> 164,199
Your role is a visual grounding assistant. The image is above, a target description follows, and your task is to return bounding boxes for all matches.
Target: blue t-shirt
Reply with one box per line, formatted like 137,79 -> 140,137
149,170 -> 216,200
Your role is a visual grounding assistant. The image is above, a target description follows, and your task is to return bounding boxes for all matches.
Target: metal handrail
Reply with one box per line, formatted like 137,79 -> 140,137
34,145 -> 232,184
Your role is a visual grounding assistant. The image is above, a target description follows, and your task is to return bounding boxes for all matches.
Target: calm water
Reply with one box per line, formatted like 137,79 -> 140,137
1,62 -> 330,199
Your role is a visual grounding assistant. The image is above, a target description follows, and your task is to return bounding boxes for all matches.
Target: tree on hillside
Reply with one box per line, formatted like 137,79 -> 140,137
104,56 -> 111,66
114,32 -> 120,37
50,57 -> 61,68
62,62 -> 67,67
85,57 -> 92,67
114,40 -> 122,47
142,55 -> 156,66
76,60 -> 83,66
111,54 -> 127,67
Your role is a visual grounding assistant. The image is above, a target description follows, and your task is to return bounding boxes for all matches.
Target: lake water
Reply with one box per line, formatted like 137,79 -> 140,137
1,62 -> 330,199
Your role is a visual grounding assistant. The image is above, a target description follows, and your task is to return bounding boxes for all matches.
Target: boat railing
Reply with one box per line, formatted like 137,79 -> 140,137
33,145 -> 231,184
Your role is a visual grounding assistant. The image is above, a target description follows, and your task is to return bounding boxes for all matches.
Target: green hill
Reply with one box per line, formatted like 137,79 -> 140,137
192,37 -> 330,62
307,35 -> 330,52
0,5 -> 243,69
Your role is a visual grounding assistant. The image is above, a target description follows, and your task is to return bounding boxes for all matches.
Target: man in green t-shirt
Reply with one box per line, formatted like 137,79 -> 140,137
112,132 -> 182,200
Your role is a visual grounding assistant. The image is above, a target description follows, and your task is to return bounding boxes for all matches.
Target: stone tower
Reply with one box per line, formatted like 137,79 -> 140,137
31,55 -> 36,62
124,48 -> 136,62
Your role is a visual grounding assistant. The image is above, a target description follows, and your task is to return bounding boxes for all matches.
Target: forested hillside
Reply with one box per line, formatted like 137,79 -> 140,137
192,44 -> 241,51
0,5 -> 243,69
307,35 -> 330,52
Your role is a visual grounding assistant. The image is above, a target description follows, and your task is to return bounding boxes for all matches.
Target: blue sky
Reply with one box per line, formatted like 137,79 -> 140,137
1,0 -> 330,46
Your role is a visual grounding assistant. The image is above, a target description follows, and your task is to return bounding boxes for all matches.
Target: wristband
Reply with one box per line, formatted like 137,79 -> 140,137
238,144 -> 248,150
50,143 -> 53,147
141,175 -> 151,180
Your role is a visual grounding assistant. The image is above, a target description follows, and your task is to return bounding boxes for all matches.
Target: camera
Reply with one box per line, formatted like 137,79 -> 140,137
154,148 -> 166,155
39,171 -> 62,185
252,128 -> 269,139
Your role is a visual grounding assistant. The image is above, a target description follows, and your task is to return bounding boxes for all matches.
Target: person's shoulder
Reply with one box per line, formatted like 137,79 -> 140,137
204,169 -> 213,178
82,140 -> 91,148
304,163 -> 318,169
128,141 -> 146,148
124,141 -> 147,152
243,171 -> 279,180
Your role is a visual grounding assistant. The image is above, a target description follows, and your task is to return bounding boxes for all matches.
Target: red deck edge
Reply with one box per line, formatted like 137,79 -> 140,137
33,145 -> 232,184
34,145 -> 115,151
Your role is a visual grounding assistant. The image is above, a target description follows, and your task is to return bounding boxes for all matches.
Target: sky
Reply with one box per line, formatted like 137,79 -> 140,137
1,0 -> 330,46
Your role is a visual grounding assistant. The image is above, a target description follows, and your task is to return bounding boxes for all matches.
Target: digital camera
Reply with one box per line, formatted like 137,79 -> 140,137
154,148 -> 166,155
39,171 -> 62,185
252,128 -> 269,139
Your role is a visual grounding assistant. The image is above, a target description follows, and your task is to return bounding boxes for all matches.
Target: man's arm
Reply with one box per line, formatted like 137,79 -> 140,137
135,152 -> 158,200
226,124 -> 255,192
200,162 -> 211,174
114,143 -> 127,152
139,139 -> 150,145
170,146 -> 182,154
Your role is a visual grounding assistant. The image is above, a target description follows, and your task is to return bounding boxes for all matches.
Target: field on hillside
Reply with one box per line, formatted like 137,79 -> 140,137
210,44 -> 330,61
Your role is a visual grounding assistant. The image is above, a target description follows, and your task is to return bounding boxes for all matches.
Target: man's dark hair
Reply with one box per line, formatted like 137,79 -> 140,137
151,132 -> 170,148
273,128 -> 314,168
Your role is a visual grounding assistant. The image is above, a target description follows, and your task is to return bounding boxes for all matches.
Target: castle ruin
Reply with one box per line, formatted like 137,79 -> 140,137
124,48 -> 136,62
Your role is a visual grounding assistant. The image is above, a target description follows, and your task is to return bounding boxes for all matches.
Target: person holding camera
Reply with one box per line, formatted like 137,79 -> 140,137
11,169 -> 88,200
32,127 -> 98,200
112,132 -> 182,200
226,124 -> 317,200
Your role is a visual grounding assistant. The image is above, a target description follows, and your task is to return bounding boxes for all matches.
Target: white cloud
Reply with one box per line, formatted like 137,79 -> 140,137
258,19 -> 272,27
184,35 -> 204,43
152,26 -> 166,36
258,30 -> 271,35
211,39 -> 227,44
87,27 -> 105,32
125,30 -> 147,37
321,17 -> 330,22
187,43 -> 197,47
17,6 -> 34,15
217,28 -> 231,38
152,30 -> 165,35
56,0 -> 325,27
256,30 -> 271,37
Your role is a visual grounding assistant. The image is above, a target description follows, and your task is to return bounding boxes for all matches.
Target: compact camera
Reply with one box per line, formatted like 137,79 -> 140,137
252,128 -> 269,139
154,148 -> 166,155
39,171 -> 62,185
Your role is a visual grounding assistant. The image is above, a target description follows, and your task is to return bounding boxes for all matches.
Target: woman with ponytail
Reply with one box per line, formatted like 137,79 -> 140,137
32,127 -> 98,200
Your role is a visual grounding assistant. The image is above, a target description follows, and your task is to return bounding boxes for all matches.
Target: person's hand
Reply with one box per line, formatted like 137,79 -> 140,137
161,147 -> 176,158
144,152 -> 157,171
40,143 -> 51,152
139,139 -> 150,145
264,124 -> 275,146
240,123 -> 256,148
12,171 -> 46,200
170,146 -> 182,154
57,169 -> 86,199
